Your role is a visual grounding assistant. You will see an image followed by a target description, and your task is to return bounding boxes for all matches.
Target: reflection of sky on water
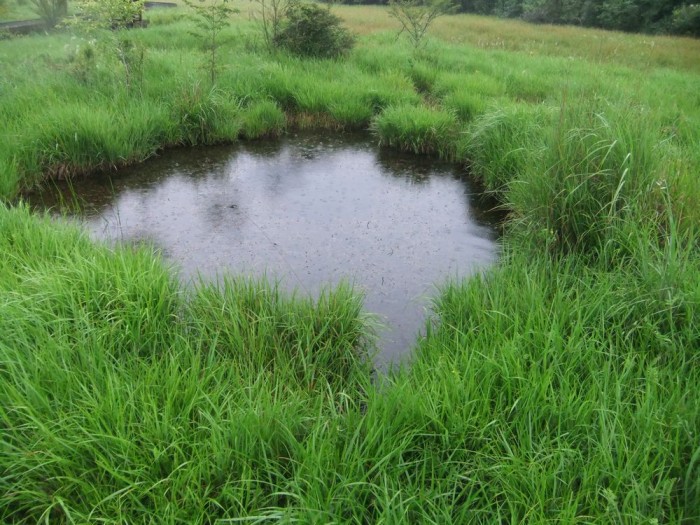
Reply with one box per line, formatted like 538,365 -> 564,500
36,133 -> 499,367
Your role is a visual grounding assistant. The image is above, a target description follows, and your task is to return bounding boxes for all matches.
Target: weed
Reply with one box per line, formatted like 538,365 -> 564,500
388,0 -> 456,49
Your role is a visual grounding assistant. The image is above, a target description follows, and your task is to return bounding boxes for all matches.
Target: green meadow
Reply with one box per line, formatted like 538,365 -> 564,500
1,1 -> 700,522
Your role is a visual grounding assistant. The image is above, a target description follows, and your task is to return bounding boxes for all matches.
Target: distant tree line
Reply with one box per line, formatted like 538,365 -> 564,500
337,0 -> 700,37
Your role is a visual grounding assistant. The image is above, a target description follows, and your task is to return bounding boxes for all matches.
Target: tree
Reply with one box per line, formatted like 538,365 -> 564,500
388,0 -> 456,49
670,3 -> 700,36
184,0 -> 237,85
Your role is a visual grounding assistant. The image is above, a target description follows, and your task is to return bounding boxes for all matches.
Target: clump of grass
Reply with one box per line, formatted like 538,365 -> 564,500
352,34 -> 413,74
0,203 -> 375,523
187,277 -> 374,390
20,104 -> 121,180
504,67 -> 554,103
12,99 -> 173,190
441,90 -> 488,122
0,204 -> 181,358
433,70 -> 506,99
456,103 -> 552,193
169,81 -> 241,145
372,104 -> 457,158
0,149 -> 19,199
239,99 -> 286,139
408,60 -> 438,93
327,98 -> 374,129
508,102 -> 665,256
403,246 -> 700,522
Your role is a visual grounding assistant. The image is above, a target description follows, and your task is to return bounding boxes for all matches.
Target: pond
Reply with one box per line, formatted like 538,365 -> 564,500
34,133 -> 500,366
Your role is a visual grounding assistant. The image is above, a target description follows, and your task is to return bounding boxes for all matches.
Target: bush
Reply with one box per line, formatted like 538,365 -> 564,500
670,4 -> 700,37
72,0 -> 145,30
274,3 -> 355,59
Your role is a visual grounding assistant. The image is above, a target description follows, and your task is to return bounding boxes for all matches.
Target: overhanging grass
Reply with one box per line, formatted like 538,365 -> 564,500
372,104 -> 458,158
2,201 -> 699,522
1,9 -> 698,199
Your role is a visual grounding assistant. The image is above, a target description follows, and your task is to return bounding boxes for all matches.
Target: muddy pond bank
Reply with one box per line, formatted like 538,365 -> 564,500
34,133 -> 499,365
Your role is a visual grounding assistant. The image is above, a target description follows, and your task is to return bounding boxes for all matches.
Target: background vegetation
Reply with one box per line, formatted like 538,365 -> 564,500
337,0 -> 700,37
1,0 -> 700,522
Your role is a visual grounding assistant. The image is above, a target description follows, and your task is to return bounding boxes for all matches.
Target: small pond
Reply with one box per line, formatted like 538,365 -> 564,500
34,133 -> 499,366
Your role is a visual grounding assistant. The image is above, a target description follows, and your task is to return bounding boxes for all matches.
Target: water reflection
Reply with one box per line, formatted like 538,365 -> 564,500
33,133 -> 499,366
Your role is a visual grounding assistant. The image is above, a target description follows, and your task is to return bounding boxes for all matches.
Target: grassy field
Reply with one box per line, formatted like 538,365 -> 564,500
0,0 -> 36,22
2,2 -> 700,522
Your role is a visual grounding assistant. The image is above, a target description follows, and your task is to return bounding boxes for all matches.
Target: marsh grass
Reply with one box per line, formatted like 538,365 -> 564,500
187,277 -> 373,389
4,7 -> 696,197
0,203 -> 375,523
407,246 -> 700,522
238,99 -> 286,138
372,104 -> 457,158
506,101 -> 665,256
169,81 -> 242,145
1,3 -> 700,522
456,103 -> 552,193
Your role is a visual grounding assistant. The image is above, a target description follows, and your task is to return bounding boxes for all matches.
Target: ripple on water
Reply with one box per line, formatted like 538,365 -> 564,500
34,133 -> 500,366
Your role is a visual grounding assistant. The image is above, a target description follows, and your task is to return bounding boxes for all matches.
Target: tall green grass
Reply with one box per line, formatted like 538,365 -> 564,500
1,3 -> 700,522
506,102 -> 667,256
406,247 -> 700,522
372,104 -> 457,158
0,203 -> 374,523
238,99 -> 286,138
1,9 -> 698,200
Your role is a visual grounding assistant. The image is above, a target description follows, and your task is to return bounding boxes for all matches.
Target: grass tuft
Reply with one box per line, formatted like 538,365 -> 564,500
372,104 -> 457,158
239,99 -> 286,139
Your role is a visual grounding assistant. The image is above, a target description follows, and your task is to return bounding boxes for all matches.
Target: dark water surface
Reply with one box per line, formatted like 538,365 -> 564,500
35,133 -> 499,365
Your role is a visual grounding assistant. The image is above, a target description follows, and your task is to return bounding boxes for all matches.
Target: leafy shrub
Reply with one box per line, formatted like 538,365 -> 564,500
670,4 -> 700,37
274,3 -> 354,59
72,0 -> 145,30
251,0 -> 299,51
